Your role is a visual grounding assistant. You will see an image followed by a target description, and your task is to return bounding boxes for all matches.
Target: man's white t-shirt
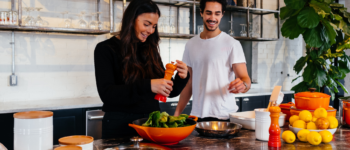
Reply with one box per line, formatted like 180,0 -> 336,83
182,32 -> 246,120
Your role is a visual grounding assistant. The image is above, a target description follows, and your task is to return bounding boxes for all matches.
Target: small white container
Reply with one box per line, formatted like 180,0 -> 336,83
13,111 -> 53,150
54,145 -> 82,150
229,111 -> 286,130
59,135 -> 94,150
254,109 -> 286,141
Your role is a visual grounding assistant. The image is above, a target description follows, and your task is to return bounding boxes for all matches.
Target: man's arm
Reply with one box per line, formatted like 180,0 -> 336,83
174,67 -> 193,116
228,63 -> 251,93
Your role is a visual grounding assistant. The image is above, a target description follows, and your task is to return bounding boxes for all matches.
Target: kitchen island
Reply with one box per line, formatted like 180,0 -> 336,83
90,125 -> 350,150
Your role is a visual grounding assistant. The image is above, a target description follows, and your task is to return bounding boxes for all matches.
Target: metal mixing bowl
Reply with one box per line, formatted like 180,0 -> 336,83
195,121 -> 242,137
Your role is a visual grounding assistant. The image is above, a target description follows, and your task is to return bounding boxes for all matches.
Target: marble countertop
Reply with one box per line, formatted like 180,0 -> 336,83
0,97 -> 103,114
0,89 -> 294,114
89,125 -> 350,150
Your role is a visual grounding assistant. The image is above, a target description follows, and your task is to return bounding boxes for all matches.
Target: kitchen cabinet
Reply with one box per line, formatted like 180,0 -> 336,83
282,94 -> 293,104
52,108 -> 84,145
159,101 -> 192,116
240,96 -> 266,111
0,113 -> 14,150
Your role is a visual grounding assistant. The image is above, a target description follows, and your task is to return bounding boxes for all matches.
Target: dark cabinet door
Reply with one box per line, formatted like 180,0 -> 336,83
235,98 -> 241,112
282,94 -> 293,104
0,113 -> 14,150
241,96 -> 265,111
52,108 -> 84,145
159,101 -> 192,115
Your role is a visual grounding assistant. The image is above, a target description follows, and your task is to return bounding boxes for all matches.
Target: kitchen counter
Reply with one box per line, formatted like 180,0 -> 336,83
0,97 -> 103,114
0,89 -> 294,114
90,125 -> 350,150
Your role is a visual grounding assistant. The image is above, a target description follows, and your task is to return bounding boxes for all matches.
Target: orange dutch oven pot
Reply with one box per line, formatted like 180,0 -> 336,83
294,88 -> 331,110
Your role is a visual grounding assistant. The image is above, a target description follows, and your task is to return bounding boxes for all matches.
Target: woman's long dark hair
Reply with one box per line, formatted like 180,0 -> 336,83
120,0 -> 164,84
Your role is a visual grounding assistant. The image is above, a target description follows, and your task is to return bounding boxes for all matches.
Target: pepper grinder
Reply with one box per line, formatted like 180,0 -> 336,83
268,104 -> 281,147
154,62 -> 177,102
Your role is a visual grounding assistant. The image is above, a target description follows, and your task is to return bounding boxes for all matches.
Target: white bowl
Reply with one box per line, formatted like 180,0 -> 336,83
288,125 -> 337,135
229,111 -> 286,130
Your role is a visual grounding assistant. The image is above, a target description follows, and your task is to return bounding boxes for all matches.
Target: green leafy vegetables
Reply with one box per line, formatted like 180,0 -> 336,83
142,111 -> 190,128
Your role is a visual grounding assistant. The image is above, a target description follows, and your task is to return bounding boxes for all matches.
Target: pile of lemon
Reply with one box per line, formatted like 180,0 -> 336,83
282,108 -> 338,145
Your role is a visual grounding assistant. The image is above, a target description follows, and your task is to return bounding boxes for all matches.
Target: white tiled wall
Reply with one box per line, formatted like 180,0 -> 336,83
0,0 -> 303,103
340,0 -> 350,96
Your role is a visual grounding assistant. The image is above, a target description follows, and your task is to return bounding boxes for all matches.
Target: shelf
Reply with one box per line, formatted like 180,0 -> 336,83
0,25 -> 110,35
219,6 -> 279,15
233,36 -> 279,41
113,0 -> 199,7
111,31 -> 196,39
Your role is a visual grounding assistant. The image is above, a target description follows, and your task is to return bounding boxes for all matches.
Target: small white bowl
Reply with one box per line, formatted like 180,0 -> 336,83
288,125 -> 337,135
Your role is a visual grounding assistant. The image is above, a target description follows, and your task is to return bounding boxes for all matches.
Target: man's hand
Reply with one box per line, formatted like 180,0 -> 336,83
176,60 -> 188,79
228,78 -> 246,93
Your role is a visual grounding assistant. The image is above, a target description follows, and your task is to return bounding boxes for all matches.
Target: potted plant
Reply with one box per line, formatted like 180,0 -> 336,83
280,0 -> 350,100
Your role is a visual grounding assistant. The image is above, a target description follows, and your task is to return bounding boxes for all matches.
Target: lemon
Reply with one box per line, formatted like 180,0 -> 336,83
307,131 -> 322,145
293,120 -> 306,129
297,129 -> 310,142
314,108 -> 328,118
299,110 -> 312,122
312,116 -> 318,122
282,130 -> 296,143
327,116 -> 338,129
306,122 -> 317,130
289,115 -> 300,125
319,130 -> 333,143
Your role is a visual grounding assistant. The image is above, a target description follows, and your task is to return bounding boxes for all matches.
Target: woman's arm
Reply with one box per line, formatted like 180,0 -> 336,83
94,43 -> 152,105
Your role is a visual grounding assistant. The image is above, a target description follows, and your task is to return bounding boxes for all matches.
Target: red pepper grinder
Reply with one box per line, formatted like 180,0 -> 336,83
154,62 -> 177,102
268,104 -> 281,147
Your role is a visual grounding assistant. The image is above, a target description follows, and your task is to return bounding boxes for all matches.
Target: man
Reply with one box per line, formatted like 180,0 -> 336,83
174,0 -> 251,122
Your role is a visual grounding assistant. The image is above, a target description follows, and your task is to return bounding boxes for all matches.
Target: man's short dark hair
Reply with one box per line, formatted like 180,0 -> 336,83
200,0 -> 227,13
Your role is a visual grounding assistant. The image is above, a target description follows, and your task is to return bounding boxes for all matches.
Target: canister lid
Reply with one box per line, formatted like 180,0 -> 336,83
294,88 -> 330,98
59,135 -> 94,145
13,111 -> 53,119
54,145 -> 82,150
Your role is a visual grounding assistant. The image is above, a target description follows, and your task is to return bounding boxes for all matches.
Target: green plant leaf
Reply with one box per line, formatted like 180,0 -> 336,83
330,3 -> 344,8
323,0 -> 333,4
326,86 -> 335,101
327,76 -> 337,88
321,19 -> 337,45
285,0 -> 307,9
291,81 -> 309,93
280,6 -> 295,20
335,80 -> 349,94
282,16 -> 307,39
297,7 -> 320,28
294,56 -> 307,74
292,76 -> 302,83
303,64 -> 316,83
302,26 -> 324,48
315,67 -> 327,86
338,60 -> 350,73
310,50 -> 318,59
310,0 -> 331,13
339,20 -> 350,36
333,14 -> 343,21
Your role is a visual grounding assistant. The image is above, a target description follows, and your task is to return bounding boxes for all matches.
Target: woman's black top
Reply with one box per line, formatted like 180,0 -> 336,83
94,36 -> 190,114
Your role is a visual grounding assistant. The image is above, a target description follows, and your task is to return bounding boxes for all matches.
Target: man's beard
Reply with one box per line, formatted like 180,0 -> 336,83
204,20 -> 218,31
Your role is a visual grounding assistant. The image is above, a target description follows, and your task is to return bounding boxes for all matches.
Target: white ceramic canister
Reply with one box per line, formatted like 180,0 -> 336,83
254,108 -> 285,141
13,111 -> 53,150
59,135 -> 94,150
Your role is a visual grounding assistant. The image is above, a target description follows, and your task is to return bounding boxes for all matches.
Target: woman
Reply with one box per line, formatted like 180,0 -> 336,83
94,0 -> 189,139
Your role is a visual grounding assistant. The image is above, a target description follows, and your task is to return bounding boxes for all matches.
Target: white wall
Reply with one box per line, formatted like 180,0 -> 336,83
0,0 -> 303,103
340,0 -> 350,96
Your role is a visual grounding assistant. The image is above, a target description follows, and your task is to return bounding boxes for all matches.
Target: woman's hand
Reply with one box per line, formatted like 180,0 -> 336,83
176,60 -> 188,79
151,79 -> 173,97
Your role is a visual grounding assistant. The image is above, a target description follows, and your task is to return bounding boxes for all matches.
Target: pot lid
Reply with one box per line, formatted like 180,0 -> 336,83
59,135 -> 94,145
294,88 -> 330,98
107,137 -> 171,150
279,102 -> 295,109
